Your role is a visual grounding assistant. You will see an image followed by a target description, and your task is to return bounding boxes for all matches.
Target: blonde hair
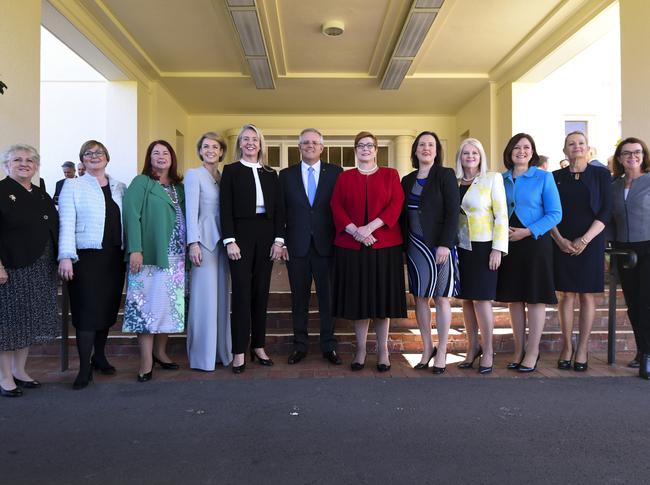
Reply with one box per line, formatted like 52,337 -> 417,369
455,138 -> 488,179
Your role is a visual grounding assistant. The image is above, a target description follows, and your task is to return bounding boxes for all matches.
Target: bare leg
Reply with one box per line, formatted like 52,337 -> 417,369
232,353 -> 245,367
557,291 -> 576,361
474,300 -> 494,368
11,346 -> 32,381
508,302 -> 526,363
0,351 -> 17,390
521,303 -> 546,368
460,300 -> 480,364
433,297 -> 451,368
252,347 -> 271,360
353,319 -> 370,365
575,293 -> 596,363
415,297 -> 434,364
374,318 -> 390,366
137,334 -> 154,375
153,334 -> 172,362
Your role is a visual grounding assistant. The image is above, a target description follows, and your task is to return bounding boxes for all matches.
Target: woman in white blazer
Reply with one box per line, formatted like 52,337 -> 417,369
58,140 -> 127,389
185,132 -> 232,370
455,138 -> 508,374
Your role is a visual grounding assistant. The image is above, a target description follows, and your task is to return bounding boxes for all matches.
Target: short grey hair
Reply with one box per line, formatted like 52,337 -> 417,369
298,128 -> 324,145
1,143 -> 40,172
455,138 -> 488,179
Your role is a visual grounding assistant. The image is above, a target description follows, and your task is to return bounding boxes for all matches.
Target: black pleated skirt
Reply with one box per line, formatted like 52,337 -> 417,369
457,241 -> 499,300
68,246 -> 125,330
496,215 -> 557,304
333,245 -> 407,320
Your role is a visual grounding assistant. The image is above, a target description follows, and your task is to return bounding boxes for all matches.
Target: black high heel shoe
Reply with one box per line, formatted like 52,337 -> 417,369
457,346 -> 483,369
250,349 -> 274,366
478,355 -> 493,374
557,345 -> 574,370
137,367 -> 153,382
232,363 -> 246,374
13,377 -> 42,389
0,385 -> 23,397
431,365 -> 446,375
517,354 -> 540,373
376,363 -> 391,372
573,357 -> 589,372
73,368 -> 94,390
506,351 -> 525,370
152,354 -> 179,370
91,355 -> 116,375
414,347 -> 437,370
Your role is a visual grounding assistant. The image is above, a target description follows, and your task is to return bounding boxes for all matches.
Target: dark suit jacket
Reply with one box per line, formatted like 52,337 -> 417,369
220,161 -> 284,241
0,177 -> 58,268
401,165 -> 459,249
279,162 -> 342,257
53,178 -> 66,204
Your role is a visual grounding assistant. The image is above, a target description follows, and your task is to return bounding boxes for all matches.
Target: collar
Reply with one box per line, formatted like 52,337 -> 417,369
301,160 -> 321,172
505,166 -> 537,181
240,159 -> 261,168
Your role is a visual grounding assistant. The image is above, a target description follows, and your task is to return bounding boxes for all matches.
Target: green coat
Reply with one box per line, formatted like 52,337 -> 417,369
122,174 -> 185,268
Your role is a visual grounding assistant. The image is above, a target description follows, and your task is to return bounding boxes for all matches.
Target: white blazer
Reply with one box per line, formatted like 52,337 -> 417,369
58,173 -> 126,262
185,166 -> 222,252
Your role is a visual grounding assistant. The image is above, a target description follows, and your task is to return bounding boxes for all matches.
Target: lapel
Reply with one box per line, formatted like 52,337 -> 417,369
291,163 -> 310,207
149,179 -> 175,208
312,161 -> 329,206
420,165 -> 438,200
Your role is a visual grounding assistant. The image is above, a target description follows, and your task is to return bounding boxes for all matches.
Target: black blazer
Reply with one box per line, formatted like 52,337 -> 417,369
279,162 -> 342,257
53,178 -> 66,204
220,161 -> 284,241
401,165 -> 459,249
0,177 -> 59,268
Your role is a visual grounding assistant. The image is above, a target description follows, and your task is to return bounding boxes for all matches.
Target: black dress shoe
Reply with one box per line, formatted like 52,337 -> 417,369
478,357 -> 493,374
91,355 -> 116,375
137,368 -> 153,382
414,347 -> 437,370
573,360 -> 588,372
507,352 -> 525,370
73,368 -> 94,390
288,350 -> 307,365
517,355 -> 540,373
232,363 -> 246,374
250,349 -> 274,366
457,346 -> 483,369
431,366 -> 446,375
639,353 -> 650,379
153,355 -> 179,370
0,385 -> 23,397
323,350 -> 342,365
376,363 -> 391,372
13,377 -> 42,389
350,362 -> 365,371
628,352 -> 641,369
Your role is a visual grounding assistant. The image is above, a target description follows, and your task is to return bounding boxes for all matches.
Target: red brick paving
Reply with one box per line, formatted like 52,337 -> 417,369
27,350 -> 643,387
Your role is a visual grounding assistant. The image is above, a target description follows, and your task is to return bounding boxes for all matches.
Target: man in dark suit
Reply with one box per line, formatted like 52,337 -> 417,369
279,128 -> 343,365
53,161 -> 76,204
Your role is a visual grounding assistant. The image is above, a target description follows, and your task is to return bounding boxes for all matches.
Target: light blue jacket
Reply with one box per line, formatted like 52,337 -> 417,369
502,166 -> 562,239
58,173 -> 127,262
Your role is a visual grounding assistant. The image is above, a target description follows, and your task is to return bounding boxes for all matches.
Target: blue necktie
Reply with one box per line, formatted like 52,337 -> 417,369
307,166 -> 316,206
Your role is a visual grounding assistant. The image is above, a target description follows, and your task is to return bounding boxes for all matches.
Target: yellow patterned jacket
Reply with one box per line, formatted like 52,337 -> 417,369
458,172 -> 508,254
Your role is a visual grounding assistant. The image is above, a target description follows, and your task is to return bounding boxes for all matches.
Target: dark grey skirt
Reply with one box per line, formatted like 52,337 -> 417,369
0,242 -> 60,351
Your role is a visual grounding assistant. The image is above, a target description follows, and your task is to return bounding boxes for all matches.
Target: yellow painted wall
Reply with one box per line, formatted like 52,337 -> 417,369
455,85 -> 493,167
620,0 -> 650,140
186,114 -> 455,170
0,0 -> 41,179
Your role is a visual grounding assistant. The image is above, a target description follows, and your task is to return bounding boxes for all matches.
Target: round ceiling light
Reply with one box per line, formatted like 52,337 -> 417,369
322,20 -> 344,37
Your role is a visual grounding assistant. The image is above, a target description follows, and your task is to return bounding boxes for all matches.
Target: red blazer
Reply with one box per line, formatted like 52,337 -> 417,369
330,167 -> 404,249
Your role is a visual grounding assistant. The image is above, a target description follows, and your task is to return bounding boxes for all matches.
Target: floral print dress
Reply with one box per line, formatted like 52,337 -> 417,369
123,185 -> 186,334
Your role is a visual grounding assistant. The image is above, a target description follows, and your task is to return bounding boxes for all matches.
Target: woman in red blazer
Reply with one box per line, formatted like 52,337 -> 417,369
330,131 -> 406,372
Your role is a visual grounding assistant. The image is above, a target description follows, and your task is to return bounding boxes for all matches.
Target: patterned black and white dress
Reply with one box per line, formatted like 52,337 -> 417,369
405,178 -> 459,298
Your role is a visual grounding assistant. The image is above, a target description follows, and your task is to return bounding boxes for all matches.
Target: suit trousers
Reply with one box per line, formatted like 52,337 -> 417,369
286,241 -> 337,353
228,216 -> 274,354
617,241 -> 650,354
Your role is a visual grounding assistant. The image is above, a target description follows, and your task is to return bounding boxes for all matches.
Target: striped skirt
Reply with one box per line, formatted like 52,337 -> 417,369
406,231 -> 459,298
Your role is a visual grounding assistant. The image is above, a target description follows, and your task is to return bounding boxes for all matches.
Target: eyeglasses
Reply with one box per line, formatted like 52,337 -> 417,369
300,141 -> 322,146
83,150 -> 106,158
621,150 -> 643,158
356,143 -> 376,150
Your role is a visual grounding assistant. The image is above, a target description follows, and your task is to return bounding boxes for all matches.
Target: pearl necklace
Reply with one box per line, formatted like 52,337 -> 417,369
461,173 -> 477,182
357,164 -> 378,174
